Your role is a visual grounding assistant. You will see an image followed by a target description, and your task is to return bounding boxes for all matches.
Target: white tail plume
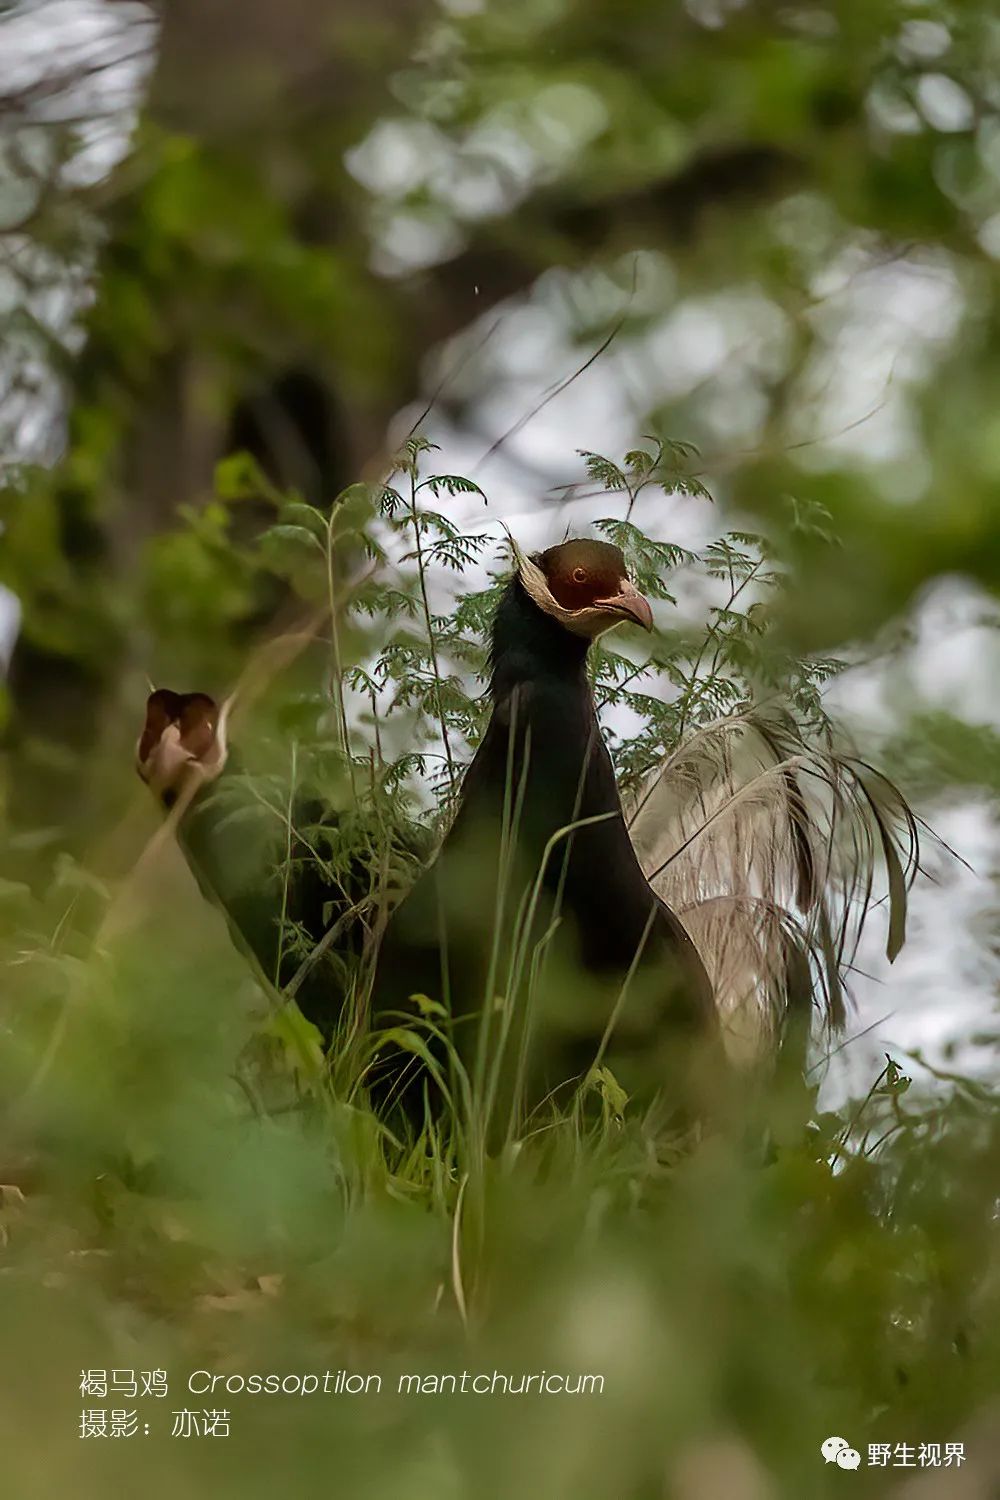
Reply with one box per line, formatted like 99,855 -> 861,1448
626,710 -> 923,1066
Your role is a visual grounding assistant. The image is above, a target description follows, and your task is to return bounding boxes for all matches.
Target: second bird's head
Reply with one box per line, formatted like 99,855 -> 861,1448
517,538 -> 653,638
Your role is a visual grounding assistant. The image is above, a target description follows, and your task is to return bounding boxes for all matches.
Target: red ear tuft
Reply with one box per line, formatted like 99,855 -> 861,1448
541,541 -> 628,612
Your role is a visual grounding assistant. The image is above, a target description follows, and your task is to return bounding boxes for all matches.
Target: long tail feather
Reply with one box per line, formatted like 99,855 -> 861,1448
626,710 -> 923,1066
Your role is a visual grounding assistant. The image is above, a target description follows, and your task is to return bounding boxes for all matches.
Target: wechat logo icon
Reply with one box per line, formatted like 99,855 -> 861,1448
821,1436 -> 861,1470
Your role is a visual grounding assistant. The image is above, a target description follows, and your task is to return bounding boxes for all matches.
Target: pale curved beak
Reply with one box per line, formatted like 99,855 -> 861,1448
595,579 -> 654,631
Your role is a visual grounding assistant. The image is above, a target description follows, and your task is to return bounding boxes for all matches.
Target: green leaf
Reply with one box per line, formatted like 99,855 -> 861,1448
409,992 -> 448,1019
585,1064 -> 629,1121
623,446 -> 657,477
418,474 -> 488,502
261,1004 -> 327,1083
214,451 -> 273,502
261,524 -> 326,558
279,501 -> 328,538
333,482 -> 377,536
578,450 -> 627,491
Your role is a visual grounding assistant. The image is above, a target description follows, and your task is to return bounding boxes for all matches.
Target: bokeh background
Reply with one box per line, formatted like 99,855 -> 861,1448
2,2 -> 1000,1496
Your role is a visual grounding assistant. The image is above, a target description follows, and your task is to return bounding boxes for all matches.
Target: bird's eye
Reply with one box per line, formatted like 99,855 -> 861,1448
572,567 -> 588,583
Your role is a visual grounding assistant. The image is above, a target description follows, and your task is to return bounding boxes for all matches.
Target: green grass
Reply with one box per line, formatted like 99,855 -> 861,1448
2,448 -> 996,1497
0,445 -> 994,1497
1,808 -> 998,1499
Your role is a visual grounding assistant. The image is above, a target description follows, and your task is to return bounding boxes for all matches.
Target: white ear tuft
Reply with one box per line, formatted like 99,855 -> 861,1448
518,552 -> 555,614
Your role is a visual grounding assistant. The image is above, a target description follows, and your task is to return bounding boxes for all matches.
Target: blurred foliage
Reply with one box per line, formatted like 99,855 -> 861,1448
1,0 -> 1000,1496
2,844 -> 999,1498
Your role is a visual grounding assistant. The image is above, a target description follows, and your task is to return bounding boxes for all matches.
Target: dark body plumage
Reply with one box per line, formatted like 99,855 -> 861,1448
366,569 -> 718,1126
140,546 -> 722,1132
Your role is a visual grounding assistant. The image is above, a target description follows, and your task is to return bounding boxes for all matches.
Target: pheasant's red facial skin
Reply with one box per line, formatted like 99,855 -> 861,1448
530,539 -> 654,635
541,540 -> 629,612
